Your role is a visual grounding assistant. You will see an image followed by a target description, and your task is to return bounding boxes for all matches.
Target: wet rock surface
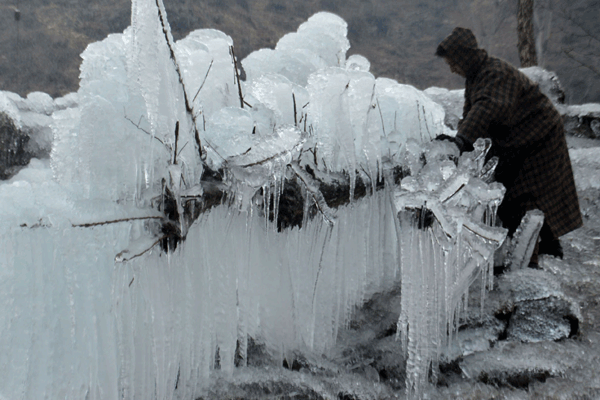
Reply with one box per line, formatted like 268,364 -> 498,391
0,112 -> 32,180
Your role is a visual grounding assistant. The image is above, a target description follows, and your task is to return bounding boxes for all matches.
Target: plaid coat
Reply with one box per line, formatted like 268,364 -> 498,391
437,28 -> 582,237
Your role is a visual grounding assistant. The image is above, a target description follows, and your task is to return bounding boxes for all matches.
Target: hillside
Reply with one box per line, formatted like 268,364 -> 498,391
0,0 -> 598,103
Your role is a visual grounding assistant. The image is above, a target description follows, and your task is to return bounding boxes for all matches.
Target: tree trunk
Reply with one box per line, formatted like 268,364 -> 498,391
517,0 -> 538,67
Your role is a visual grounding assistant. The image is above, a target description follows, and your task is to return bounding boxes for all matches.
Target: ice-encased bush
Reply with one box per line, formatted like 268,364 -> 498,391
0,1 -> 506,399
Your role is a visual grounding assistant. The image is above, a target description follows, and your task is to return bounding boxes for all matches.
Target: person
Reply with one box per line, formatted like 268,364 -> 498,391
435,27 -> 582,267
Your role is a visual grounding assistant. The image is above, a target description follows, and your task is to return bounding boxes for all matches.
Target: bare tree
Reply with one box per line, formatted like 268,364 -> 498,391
557,0 -> 600,78
551,0 -> 600,103
518,0 -> 538,67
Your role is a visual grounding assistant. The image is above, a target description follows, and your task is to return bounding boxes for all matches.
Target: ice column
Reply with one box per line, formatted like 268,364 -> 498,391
394,139 -> 507,397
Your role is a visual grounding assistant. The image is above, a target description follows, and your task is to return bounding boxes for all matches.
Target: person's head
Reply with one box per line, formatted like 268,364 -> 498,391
442,56 -> 466,77
436,27 -> 486,79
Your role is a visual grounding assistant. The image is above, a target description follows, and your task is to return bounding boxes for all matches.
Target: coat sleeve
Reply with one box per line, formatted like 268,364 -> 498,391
458,69 -> 519,144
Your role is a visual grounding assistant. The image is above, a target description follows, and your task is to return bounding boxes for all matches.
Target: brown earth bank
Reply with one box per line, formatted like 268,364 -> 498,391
1,0 -> 599,103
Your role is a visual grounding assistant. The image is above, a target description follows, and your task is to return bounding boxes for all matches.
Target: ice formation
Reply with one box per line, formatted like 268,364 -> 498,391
505,209 -> 545,270
0,1 -> 507,399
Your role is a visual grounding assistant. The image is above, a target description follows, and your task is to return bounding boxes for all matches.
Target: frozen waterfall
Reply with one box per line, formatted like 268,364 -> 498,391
0,1 -> 507,399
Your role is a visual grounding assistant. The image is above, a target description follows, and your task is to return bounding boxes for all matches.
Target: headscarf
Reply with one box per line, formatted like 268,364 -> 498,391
436,27 -> 488,80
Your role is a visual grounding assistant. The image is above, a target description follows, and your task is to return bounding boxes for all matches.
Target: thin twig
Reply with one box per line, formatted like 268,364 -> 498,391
376,97 -> 386,136
177,141 -> 188,157
116,236 -> 166,263
441,183 -> 467,204
563,49 -> 600,77
293,92 -> 298,126
422,105 -> 432,140
236,142 -> 302,168
124,114 -> 170,150
154,0 -> 203,161
290,162 -> 335,226
463,224 -> 503,243
72,216 -> 163,228
173,121 -> 180,165
230,46 -> 245,109
193,59 -> 213,102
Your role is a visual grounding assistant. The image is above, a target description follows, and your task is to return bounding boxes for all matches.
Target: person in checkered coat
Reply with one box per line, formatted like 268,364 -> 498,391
435,27 -> 582,266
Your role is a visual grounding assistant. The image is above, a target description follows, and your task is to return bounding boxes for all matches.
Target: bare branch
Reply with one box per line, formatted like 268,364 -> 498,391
124,114 -> 171,151
177,141 -> 189,157
154,0 -> 204,161
116,235 -> 166,263
563,49 -> 600,78
173,121 -> 180,165
230,46 -> 245,109
290,162 -> 336,226
72,216 -> 163,228
193,59 -> 214,103
293,92 -> 298,126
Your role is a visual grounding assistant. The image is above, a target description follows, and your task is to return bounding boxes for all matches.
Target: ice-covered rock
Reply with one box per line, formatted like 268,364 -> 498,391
276,12 -> 350,70
25,91 -> 55,115
0,112 -> 32,180
569,147 -> 600,190
0,91 -> 59,167
54,92 -> 79,111
494,269 -> 581,343
424,86 -> 464,130
562,103 -> 600,139
520,66 -> 566,105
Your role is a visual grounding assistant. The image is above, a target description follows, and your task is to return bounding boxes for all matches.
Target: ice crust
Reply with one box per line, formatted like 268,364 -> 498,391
0,3 -> 510,399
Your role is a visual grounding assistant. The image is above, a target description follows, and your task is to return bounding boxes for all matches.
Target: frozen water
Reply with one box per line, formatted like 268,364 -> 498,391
305,67 -> 380,194
242,12 -> 348,87
394,138 -> 507,397
520,66 -> 566,105
175,29 -> 238,120
0,3 -> 519,399
1,171 -> 401,399
24,92 -> 55,115
54,93 -> 79,111
276,12 -> 350,70
570,148 -> 600,190
346,54 -> 371,72
244,73 -> 309,130
505,209 -> 545,270
424,86 -> 465,130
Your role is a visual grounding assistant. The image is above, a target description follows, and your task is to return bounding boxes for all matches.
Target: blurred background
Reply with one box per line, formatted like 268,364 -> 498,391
0,0 -> 598,103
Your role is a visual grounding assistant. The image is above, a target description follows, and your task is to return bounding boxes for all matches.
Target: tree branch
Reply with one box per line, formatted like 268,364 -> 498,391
563,48 -> 600,78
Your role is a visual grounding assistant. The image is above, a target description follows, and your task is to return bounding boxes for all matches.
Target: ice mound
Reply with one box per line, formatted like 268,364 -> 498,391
520,66 -> 566,105
243,12 -> 349,86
